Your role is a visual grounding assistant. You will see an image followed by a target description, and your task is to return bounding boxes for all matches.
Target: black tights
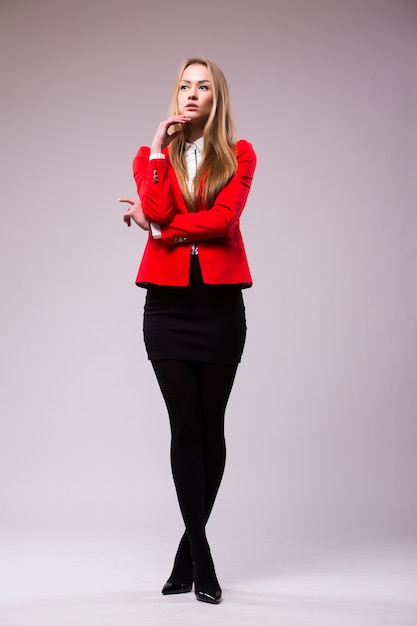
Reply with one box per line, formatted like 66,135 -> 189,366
151,359 -> 238,588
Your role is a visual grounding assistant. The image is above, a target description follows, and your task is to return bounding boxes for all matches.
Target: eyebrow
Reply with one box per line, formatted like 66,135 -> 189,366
180,79 -> 210,84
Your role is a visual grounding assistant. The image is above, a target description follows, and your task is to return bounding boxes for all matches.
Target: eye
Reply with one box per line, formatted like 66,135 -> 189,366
199,85 -> 209,90
179,84 -> 189,90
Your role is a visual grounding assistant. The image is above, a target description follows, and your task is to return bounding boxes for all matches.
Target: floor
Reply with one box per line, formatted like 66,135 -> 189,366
1,530 -> 416,626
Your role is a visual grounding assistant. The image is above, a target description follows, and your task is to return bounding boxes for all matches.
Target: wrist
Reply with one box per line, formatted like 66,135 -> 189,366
151,143 -> 163,154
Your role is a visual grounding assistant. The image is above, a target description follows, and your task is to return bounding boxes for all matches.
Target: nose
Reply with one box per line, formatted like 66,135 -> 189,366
188,85 -> 198,100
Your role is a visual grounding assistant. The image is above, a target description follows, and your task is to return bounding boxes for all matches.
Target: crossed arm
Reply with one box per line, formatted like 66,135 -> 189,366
120,140 -> 256,243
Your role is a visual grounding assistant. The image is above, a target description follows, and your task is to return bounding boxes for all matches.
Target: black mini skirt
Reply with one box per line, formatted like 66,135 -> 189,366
143,254 -> 246,363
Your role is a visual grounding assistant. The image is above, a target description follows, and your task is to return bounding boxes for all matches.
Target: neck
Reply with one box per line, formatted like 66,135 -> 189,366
185,123 -> 205,144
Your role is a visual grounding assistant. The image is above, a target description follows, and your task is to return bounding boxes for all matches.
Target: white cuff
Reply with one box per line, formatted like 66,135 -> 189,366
149,153 -> 165,160
150,222 -> 162,239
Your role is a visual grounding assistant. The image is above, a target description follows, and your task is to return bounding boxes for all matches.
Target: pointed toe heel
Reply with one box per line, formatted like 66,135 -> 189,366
161,581 -> 193,595
195,588 -> 222,604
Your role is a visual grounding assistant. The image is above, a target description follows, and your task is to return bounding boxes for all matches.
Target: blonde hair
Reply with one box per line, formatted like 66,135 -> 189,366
168,58 -> 237,210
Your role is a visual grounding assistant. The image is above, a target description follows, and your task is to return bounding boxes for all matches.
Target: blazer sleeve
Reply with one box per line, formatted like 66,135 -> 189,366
132,146 -> 176,224
160,140 -> 256,245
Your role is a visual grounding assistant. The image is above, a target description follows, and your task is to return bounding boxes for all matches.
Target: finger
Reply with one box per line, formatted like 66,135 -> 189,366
171,115 -> 192,123
165,116 -> 191,130
118,198 -> 135,205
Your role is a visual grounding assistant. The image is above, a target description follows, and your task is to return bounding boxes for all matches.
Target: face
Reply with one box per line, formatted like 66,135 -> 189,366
177,64 -> 214,128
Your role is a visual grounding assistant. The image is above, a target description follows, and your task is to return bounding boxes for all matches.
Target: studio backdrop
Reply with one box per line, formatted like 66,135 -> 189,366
0,0 -> 416,546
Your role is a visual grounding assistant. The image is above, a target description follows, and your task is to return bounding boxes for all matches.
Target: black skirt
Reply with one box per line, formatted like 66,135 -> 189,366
143,255 -> 246,363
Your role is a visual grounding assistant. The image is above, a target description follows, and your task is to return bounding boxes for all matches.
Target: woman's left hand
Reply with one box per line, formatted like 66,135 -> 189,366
119,197 -> 149,230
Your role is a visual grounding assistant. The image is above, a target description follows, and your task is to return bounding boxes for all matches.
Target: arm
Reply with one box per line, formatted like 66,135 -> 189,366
133,148 -> 175,224
160,140 -> 256,244
133,115 -> 191,224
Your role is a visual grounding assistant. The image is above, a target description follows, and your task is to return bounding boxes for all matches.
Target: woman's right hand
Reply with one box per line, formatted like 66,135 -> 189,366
150,115 -> 191,153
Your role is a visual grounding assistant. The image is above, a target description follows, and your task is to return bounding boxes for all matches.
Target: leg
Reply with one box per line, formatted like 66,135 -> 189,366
151,360 -> 206,586
152,360 -> 238,597
198,361 -> 238,519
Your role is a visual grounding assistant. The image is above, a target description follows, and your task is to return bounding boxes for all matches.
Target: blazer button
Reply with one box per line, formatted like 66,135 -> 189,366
153,169 -> 158,184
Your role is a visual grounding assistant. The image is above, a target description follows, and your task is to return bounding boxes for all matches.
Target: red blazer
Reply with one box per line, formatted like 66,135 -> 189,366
132,139 -> 256,287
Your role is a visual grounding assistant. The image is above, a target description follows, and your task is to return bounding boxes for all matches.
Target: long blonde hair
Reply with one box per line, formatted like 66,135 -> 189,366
168,58 -> 237,210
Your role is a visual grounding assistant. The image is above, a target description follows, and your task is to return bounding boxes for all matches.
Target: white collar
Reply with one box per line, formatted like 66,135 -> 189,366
185,136 -> 204,153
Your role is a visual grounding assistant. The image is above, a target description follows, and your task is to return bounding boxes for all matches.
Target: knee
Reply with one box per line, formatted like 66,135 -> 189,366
171,414 -> 202,447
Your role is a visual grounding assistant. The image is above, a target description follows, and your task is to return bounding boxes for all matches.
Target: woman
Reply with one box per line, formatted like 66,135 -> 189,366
120,58 -> 256,604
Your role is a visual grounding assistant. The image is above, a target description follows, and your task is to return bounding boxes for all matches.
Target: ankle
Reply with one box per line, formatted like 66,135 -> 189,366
192,550 -> 220,591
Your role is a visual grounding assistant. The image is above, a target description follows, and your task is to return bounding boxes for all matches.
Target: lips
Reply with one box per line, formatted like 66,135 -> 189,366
185,104 -> 198,109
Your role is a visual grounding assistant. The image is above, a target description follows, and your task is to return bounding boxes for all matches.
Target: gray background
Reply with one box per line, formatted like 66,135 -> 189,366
1,0 -> 416,554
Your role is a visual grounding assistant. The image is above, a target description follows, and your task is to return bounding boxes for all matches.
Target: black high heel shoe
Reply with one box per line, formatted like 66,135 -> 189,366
195,587 -> 222,604
193,555 -> 222,604
161,581 -> 193,595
